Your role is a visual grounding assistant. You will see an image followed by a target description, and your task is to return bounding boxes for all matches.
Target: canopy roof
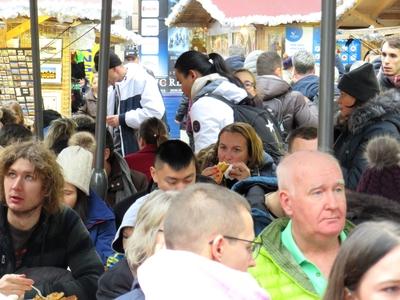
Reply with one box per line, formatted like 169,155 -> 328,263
0,0 -> 129,21
166,0 -> 400,28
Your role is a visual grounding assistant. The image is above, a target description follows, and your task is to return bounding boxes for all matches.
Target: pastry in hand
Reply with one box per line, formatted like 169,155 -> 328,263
216,161 -> 230,173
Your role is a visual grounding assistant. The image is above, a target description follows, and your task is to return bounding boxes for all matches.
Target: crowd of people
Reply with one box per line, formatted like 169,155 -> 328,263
0,35 -> 399,300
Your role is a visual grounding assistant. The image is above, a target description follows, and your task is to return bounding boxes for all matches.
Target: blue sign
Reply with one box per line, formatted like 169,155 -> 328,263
337,39 -> 362,66
286,27 -> 303,42
312,27 -> 321,64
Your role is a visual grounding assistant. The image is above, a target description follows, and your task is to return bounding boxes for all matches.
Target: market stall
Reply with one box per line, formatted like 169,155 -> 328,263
0,0 -> 129,119
166,0 -> 400,57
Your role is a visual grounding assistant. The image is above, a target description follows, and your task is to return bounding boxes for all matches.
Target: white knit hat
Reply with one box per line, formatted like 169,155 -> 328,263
243,50 -> 264,75
57,146 -> 93,195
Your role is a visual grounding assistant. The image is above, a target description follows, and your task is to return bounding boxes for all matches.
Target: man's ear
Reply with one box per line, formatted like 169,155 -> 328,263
274,67 -> 282,78
209,235 -> 225,263
150,166 -> 157,183
279,190 -> 293,216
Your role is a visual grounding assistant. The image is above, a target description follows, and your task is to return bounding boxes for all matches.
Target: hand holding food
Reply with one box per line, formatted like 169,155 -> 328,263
227,162 -> 251,181
0,274 -> 33,298
201,165 -> 222,184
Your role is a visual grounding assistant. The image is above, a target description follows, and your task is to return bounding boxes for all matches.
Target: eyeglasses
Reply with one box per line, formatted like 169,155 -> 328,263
209,235 -> 263,259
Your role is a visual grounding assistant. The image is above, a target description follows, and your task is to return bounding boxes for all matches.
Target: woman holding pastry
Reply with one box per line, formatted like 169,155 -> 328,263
200,122 -> 275,188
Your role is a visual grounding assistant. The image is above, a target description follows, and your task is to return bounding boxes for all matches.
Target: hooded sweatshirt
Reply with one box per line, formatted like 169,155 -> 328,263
138,249 -> 270,300
190,73 -> 248,153
292,74 -> 319,102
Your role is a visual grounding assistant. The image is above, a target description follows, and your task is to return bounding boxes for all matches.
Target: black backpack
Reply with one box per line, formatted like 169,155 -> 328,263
208,94 -> 286,163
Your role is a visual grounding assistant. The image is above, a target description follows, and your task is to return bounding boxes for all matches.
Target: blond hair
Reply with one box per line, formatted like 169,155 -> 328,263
217,122 -> 264,169
125,190 -> 177,275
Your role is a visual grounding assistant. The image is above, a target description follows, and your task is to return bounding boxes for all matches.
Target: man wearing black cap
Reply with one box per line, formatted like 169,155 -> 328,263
334,63 -> 400,190
378,36 -> 400,91
94,51 -> 165,156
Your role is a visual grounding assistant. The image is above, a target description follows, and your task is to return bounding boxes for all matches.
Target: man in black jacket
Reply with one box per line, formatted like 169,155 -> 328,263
0,141 -> 103,299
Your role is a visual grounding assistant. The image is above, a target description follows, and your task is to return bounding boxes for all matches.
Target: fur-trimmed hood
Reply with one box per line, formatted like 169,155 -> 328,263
348,90 -> 400,134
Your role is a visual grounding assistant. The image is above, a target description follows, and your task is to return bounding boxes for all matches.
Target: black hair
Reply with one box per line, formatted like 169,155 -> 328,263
139,117 -> 169,147
174,50 -> 242,86
287,126 -> 318,153
154,140 -> 196,171
0,124 -> 33,147
43,109 -> 62,128
74,188 -> 89,222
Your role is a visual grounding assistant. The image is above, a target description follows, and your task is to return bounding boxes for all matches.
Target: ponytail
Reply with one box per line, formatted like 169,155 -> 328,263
139,117 -> 169,148
175,50 -> 242,87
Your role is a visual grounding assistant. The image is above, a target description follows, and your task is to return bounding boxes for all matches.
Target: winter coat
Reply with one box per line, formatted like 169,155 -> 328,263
334,93 -> 400,190
96,258 -> 133,300
138,249 -> 270,300
256,75 -> 318,135
107,63 -> 165,156
78,88 -> 97,119
0,205 -> 103,300
378,70 -> 399,92
346,190 -> 400,225
291,75 -> 319,102
249,218 -> 354,300
231,176 -> 278,235
124,144 -> 157,182
107,151 -> 138,207
85,191 -> 116,265
190,73 -> 248,153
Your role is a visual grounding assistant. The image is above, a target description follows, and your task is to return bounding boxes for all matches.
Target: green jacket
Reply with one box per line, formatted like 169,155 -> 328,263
249,217 -> 354,300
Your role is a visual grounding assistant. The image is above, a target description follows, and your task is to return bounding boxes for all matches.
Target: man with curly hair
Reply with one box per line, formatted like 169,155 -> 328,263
0,142 -> 103,299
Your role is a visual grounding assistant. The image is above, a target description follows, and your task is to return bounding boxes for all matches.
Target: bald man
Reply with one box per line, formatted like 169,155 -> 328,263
250,151 -> 354,300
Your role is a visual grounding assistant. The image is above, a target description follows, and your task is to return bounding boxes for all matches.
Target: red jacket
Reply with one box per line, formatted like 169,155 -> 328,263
124,144 -> 157,182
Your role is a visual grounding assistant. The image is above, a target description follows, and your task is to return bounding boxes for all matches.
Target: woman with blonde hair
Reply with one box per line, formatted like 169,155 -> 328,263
98,190 -> 177,300
201,122 -> 274,187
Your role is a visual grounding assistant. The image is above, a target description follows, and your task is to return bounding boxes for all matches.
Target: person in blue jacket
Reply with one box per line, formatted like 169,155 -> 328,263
57,145 -> 116,264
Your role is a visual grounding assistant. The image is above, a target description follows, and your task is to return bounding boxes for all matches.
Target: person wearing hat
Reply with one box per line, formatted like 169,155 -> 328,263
57,146 -> 116,265
357,135 -> 400,203
334,64 -> 400,190
94,51 -> 165,156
